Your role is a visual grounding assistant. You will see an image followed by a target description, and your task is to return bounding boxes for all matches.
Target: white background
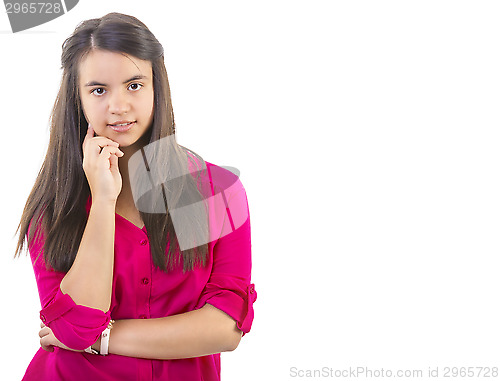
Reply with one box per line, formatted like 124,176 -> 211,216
1,1 -> 500,380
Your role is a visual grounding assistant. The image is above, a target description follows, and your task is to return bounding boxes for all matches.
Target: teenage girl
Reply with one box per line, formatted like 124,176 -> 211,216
14,12 -> 256,381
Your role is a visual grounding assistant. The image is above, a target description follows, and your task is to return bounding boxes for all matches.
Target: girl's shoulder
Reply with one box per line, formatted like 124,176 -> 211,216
184,151 -> 244,200
204,162 -> 243,194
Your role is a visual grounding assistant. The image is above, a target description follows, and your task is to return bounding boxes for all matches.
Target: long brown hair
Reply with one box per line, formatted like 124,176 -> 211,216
13,12 -> 209,273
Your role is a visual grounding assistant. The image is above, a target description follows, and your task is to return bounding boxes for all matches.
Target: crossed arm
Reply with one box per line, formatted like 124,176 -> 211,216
40,303 -> 243,360
36,173 -> 252,359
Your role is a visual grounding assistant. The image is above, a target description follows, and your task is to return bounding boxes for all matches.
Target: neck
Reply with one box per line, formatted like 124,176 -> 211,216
117,132 -> 149,185
116,131 -> 152,207
117,147 -> 137,206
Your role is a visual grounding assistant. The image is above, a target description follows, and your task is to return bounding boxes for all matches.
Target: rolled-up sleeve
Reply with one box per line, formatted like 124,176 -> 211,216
28,219 -> 112,350
197,171 -> 257,336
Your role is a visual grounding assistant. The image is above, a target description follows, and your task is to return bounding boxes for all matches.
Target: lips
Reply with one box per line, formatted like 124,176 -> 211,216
108,121 -> 136,132
108,120 -> 135,126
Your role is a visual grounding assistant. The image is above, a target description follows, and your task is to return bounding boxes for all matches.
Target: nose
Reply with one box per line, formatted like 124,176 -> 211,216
108,90 -> 130,114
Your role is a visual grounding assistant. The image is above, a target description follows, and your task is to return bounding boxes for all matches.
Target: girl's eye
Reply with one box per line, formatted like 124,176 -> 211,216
91,88 -> 106,96
128,83 -> 143,91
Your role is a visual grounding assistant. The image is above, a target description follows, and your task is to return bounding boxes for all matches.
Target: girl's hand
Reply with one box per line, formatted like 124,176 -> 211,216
82,124 -> 124,204
39,322 -> 84,353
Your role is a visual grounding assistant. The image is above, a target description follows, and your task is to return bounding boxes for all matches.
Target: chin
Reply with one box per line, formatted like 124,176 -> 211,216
123,136 -> 147,149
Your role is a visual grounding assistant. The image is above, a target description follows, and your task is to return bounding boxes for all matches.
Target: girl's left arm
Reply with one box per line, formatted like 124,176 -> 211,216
99,304 -> 242,360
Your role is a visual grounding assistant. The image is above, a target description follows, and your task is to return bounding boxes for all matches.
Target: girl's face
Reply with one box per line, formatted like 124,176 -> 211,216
78,49 -> 155,149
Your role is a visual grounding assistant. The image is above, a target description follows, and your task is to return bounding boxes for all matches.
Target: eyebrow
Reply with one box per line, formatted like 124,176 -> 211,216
84,74 -> 148,87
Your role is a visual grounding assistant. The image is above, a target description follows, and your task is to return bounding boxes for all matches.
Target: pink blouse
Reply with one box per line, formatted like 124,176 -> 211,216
21,161 -> 256,381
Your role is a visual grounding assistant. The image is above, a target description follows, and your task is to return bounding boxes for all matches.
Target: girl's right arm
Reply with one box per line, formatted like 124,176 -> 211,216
60,124 -> 123,312
59,199 -> 117,312
32,124 -> 123,350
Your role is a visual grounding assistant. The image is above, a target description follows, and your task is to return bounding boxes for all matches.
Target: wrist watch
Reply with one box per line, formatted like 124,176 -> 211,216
84,319 -> 115,356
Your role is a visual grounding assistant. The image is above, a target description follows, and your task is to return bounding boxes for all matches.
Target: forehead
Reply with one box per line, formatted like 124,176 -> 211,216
78,50 -> 152,84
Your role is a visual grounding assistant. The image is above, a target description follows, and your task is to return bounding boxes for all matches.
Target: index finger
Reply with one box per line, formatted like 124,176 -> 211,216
82,124 -> 94,148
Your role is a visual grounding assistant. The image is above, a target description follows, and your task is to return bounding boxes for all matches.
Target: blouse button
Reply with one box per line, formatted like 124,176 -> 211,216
142,277 -> 150,285
249,285 -> 255,294
140,239 -> 148,246
40,312 -> 46,322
